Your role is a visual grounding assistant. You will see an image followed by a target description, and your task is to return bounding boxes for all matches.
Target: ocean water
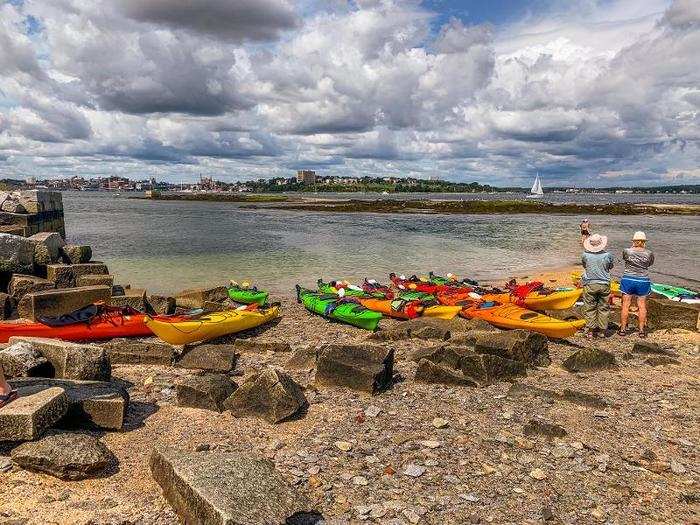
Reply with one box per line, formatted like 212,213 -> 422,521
62,192 -> 700,296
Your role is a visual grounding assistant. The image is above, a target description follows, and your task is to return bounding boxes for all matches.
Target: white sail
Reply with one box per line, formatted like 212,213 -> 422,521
530,174 -> 543,195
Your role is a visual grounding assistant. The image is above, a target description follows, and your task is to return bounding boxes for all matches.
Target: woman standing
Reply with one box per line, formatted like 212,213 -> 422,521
580,218 -> 591,243
619,231 -> 654,337
581,233 -> 614,338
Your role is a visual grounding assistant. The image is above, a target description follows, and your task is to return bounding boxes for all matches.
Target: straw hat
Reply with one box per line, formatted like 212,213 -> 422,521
583,233 -> 608,253
632,231 -> 646,241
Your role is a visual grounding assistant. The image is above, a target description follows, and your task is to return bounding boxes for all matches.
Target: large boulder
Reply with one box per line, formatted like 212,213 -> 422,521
150,447 -> 318,525
646,298 -> 699,331
17,285 -> 111,321
315,344 -> 394,394
0,387 -> 68,441
459,353 -> 526,384
175,287 -> 228,309
11,433 -> 115,480
415,358 -> 479,387
562,347 -> 616,373
176,374 -> 238,412
0,341 -> 52,377
102,338 -> 177,366
9,336 -> 111,381
8,274 -> 55,302
28,232 -> 65,266
369,317 -> 457,342
60,244 -> 92,264
224,368 -> 307,424
46,263 -> 108,288
0,233 -> 35,273
175,345 -> 238,373
10,377 -> 129,430
451,329 -> 550,366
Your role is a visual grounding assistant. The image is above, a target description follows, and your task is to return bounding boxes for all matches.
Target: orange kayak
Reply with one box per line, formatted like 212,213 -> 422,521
485,288 -> 582,311
358,298 -> 423,319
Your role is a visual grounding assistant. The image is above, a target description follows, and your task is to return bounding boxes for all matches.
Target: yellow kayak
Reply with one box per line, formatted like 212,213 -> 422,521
423,305 -> 464,320
571,271 -> 621,296
487,288 -> 583,311
144,306 -> 280,345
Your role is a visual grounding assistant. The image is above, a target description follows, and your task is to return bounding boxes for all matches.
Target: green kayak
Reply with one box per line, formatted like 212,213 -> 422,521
397,290 -> 436,302
227,285 -> 269,305
296,286 -> 382,331
317,279 -> 368,297
651,283 -> 699,303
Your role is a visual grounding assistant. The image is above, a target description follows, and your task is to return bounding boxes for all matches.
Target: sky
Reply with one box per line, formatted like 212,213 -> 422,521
0,0 -> 699,187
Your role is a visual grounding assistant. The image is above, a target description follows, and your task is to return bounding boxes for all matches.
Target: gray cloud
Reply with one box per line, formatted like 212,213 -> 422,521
119,0 -> 298,42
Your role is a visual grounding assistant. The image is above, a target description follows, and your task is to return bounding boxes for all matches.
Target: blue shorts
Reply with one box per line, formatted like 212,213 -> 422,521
620,276 -> 651,297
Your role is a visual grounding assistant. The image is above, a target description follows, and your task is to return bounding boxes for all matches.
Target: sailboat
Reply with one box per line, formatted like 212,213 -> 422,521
527,173 -> 544,199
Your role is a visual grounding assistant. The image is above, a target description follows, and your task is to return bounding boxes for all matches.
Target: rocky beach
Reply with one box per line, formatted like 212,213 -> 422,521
0,191 -> 698,524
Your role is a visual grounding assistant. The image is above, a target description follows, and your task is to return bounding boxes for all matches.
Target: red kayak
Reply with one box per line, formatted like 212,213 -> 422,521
389,273 -> 472,295
0,305 -> 182,343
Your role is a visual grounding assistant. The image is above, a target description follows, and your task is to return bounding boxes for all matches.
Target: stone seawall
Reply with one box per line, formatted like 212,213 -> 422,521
0,190 -> 65,237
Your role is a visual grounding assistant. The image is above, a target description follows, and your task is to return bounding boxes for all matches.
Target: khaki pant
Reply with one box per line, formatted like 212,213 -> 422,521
583,282 -> 610,331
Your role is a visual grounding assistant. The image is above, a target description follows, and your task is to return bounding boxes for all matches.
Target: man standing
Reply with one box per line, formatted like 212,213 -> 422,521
581,233 -> 614,338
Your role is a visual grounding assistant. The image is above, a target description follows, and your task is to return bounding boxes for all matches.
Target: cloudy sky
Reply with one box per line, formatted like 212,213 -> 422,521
0,0 -> 699,186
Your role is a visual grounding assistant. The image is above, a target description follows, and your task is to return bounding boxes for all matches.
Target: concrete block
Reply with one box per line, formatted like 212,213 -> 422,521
102,338 -> 177,365
46,263 -> 108,288
17,285 -> 111,321
61,244 -> 92,264
0,233 -> 35,274
76,274 -> 114,287
0,387 -> 68,441
8,274 -> 55,301
108,288 -> 146,311
175,287 -> 228,308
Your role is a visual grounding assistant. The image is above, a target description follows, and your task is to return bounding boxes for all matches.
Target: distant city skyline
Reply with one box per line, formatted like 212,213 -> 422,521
1,0 -> 699,187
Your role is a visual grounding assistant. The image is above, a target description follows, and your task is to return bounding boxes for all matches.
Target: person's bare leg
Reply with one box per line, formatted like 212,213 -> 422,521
638,296 -> 647,333
620,294 -> 631,332
0,367 -> 10,396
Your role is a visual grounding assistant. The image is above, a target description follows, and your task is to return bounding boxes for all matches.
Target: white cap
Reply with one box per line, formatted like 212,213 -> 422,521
633,231 -> 647,241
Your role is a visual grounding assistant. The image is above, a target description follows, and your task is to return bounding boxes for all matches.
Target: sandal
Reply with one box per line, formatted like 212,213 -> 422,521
0,390 -> 18,409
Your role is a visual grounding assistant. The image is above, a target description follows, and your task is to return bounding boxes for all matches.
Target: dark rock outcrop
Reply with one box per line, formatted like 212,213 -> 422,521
176,374 -> 237,412
415,359 -> 478,387
11,433 -> 114,480
224,368 -> 307,423
315,344 -> 394,394
562,347 -> 616,373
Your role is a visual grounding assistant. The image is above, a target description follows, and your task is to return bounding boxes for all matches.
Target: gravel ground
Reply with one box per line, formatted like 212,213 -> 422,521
0,299 -> 698,525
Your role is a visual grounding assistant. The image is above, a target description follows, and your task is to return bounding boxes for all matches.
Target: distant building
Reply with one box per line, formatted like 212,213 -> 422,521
296,170 -> 316,184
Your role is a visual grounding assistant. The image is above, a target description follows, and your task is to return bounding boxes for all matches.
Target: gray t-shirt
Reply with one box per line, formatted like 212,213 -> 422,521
622,247 -> 654,278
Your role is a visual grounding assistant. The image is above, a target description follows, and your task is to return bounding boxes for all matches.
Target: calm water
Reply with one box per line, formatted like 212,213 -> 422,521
63,192 -> 700,296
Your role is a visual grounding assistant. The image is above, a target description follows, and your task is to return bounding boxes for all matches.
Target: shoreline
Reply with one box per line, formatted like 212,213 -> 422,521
242,198 -> 700,215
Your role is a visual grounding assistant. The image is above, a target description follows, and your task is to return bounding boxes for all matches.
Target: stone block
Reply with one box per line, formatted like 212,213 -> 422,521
234,338 -> 292,353
46,263 -> 108,288
315,344 -> 394,394
176,374 -> 238,412
646,298 -> 699,331
369,317 -> 456,342
76,274 -> 114,287
0,233 -> 35,274
0,292 -> 11,319
224,368 -> 307,424
562,347 -> 616,373
102,338 -> 177,365
9,336 -> 111,381
175,286 -> 228,309
17,285 -> 111,321
284,346 -> 317,371
108,288 -> 146,311
150,448 -> 317,525
12,433 -> 115,480
10,377 -> 129,430
60,244 -> 92,264
459,353 -> 526,384
28,231 -> 65,266
8,274 -> 54,301
175,344 -> 237,373
472,329 -> 550,366
0,387 -> 68,441
631,340 -> 679,358
147,294 -> 176,315
415,359 -> 478,387
0,341 -> 52,377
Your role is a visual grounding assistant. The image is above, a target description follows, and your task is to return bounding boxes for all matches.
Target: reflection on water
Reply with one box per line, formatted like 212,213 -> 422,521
63,192 -> 700,295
